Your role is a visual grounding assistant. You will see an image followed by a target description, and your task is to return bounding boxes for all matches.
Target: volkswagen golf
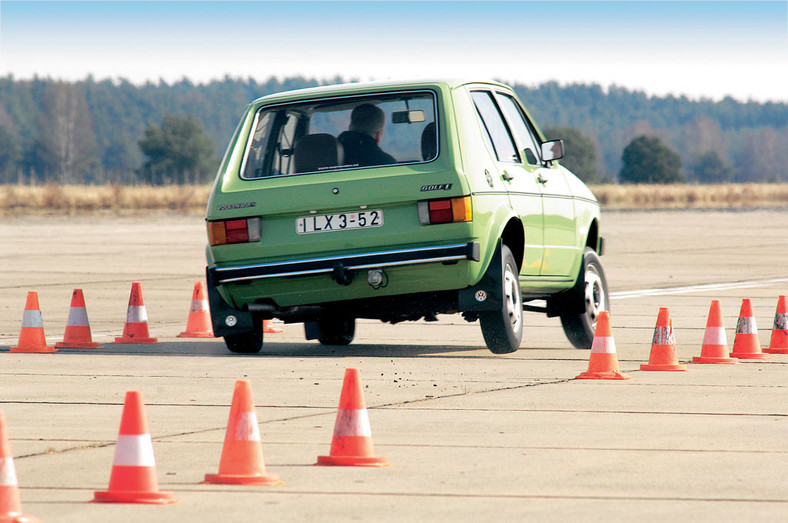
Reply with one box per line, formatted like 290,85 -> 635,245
205,79 -> 608,354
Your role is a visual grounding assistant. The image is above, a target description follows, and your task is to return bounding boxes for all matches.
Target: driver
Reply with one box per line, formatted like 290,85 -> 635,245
338,103 -> 396,167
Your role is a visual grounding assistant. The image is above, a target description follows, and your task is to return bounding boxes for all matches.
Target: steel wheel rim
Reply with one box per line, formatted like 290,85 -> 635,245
584,264 -> 605,327
504,264 -> 522,334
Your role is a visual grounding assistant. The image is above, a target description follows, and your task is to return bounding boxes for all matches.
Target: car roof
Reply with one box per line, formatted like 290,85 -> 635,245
248,78 -> 513,105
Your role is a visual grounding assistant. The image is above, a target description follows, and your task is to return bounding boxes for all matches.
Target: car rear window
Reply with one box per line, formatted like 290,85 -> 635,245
241,90 -> 438,179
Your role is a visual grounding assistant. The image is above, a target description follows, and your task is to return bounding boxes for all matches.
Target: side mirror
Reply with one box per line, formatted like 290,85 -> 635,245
541,139 -> 564,162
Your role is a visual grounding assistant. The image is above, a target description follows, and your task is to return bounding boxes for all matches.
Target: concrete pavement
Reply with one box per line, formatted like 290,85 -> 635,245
0,209 -> 786,521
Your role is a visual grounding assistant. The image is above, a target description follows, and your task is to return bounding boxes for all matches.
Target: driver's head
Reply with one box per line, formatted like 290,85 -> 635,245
349,103 -> 385,140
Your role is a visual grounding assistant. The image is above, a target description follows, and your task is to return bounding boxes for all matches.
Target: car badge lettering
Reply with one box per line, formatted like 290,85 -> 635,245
218,202 -> 256,211
420,183 -> 453,192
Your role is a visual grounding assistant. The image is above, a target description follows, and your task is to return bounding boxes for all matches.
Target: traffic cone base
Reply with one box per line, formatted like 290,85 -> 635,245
640,362 -> 687,371
576,370 -> 630,380
204,472 -> 282,486
114,335 -> 158,344
764,296 -> 788,354
203,380 -> 283,486
93,488 -> 177,505
575,312 -> 631,380
93,391 -> 177,505
317,454 -> 389,467
178,282 -> 214,338
10,292 -> 56,353
640,310 -> 687,371
177,331 -> 214,339
55,340 -> 102,349
9,345 -> 56,354
316,368 -> 389,467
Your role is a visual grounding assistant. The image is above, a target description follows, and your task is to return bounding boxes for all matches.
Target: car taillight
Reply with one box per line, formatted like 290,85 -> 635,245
418,196 -> 472,225
208,217 -> 261,246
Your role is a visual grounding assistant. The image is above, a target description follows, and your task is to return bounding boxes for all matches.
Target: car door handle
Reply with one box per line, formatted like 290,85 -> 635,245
501,170 -> 514,181
537,174 -> 547,185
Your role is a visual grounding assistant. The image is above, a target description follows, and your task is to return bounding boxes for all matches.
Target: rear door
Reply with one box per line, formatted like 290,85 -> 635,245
493,91 -> 577,277
470,89 -> 544,277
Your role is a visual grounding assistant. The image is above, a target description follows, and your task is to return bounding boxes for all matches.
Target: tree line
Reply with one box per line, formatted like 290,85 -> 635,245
0,75 -> 786,185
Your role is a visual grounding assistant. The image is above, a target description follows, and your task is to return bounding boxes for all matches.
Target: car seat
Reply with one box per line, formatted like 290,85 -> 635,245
294,134 -> 344,173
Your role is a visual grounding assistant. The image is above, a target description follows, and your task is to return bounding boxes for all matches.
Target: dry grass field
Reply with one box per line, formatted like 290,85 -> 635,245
593,183 -> 788,209
0,184 -> 213,215
1,182 -> 787,215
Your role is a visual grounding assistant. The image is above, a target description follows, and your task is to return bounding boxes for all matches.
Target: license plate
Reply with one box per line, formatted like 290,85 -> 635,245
296,209 -> 383,234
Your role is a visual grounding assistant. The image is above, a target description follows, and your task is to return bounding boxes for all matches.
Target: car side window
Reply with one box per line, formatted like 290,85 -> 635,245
497,93 -> 541,166
471,91 -> 519,163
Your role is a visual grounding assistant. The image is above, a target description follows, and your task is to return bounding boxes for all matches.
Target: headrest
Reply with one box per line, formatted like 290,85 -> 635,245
294,134 -> 344,173
421,122 -> 437,161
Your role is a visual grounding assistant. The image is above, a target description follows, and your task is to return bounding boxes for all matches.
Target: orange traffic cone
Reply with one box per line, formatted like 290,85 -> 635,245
576,311 -> 630,380
0,412 -> 42,523
55,289 -> 102,349
93,391 -> 177,504
640,309 -> 687,371
263,320 -> 283,334
177,282 -> 214,338
729,299 -> 768,360
10,291 -> 56,353
692,300 -> 739,364
114,283 -> 158,344
764,295 -> 788,354
317,368 -> 389,467
204,380 -> 282,485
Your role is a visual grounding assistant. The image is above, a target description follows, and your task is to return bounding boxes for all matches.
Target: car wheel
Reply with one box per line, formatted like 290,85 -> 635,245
317,316 -> 356,346
560,247 -> 609,349
223,319 -> 263,353
479,245 -> 523,354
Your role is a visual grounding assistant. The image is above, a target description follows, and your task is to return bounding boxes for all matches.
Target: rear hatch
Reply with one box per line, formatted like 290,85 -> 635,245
208,86 -> 474,269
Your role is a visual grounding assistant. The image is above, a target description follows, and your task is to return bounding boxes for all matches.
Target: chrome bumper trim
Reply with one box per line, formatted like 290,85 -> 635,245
209,242 -> 480,285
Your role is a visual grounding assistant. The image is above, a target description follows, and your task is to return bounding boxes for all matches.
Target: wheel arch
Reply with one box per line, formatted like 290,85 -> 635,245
585,218 -> 600,253
500,217 -> 525,270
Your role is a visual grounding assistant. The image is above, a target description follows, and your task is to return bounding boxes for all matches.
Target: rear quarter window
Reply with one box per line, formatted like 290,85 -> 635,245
471,90 -> 519,163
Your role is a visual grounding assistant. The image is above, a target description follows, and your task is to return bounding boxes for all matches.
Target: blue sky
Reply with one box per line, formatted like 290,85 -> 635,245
1,1 -> 786,101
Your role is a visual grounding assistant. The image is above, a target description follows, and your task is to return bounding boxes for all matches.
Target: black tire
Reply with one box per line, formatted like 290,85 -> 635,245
223,320 -> 263,353
317,316 -> 356,346
560,247 -> 609,349
479,245 -> 523,354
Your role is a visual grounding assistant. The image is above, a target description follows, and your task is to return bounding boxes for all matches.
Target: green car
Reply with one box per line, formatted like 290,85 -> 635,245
205,79 -> 607,354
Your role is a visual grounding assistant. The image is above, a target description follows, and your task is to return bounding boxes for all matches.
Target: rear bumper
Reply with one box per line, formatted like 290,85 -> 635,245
208,242 -> 480,286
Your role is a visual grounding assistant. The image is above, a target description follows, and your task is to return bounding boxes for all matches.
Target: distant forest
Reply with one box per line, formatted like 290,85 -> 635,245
1,75 -> 786,184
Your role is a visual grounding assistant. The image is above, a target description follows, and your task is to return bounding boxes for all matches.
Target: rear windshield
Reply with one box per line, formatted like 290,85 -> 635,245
241,90 -> 437,179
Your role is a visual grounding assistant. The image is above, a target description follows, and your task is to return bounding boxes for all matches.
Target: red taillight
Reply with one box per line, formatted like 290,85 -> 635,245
418,196 -> 472,225
225,219 -> 250,243
428,200 -> 453,224
208,217 -> 261,246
